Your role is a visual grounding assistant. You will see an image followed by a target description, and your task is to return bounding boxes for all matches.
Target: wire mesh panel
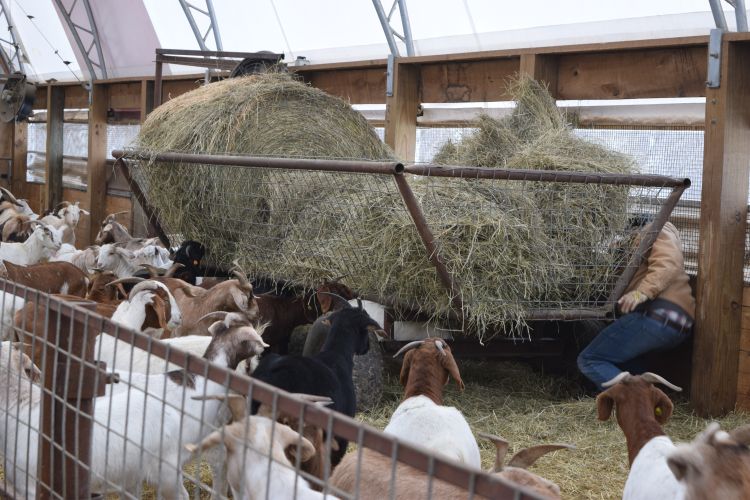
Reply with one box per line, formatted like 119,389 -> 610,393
120,151 -> 687,339
0,278 -> 544,499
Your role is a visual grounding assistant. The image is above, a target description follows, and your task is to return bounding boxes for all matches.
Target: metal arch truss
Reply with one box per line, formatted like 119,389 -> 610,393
53,0 -> 107,81
713,0 -> 749,32
178,0 -> 223,52
0,0 -> 25,74
372,0 -> 415,57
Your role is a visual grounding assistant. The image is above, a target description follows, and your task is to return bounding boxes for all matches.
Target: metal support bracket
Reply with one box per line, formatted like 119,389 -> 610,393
707,28 -> 723,88
372,0 -> 415,57
53,0 -> 108,81
386,54 -> 395,97
178,0 -> 223,51
0,0 -> 26,74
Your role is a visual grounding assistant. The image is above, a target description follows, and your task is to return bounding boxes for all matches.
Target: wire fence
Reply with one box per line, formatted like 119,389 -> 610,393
0,278 -> 545,499
119,150 -> 688,335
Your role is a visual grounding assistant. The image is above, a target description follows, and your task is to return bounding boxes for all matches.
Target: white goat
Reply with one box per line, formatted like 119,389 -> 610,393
40,201 -> 89,246
0,224 -> 62,266
1,316 -> 267,499
186,414 -> 332,500
384,339 -> 481,468
97,243 -> 172,278
50,244 -> 100,274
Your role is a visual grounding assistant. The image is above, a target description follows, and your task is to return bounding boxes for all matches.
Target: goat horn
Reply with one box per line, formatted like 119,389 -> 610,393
290,394 -> 334,405
640,372 -> 682,392
478,432 -> 510,472
164,262 -> 185,278
139,264 -> 163,278
507,443 -> 575,470
601,371 -> 632,388
317,291 -> 352,309
191,394 -> 247,422
0,187 -> 20,206
393,340 -> 425,358
197,311 -> 229,324
435,340 -> 447,357
106,277 -> 146,287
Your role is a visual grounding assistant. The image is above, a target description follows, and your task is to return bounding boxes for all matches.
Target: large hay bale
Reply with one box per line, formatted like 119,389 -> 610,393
135,73 -> 635,341
136,72 -> 395,268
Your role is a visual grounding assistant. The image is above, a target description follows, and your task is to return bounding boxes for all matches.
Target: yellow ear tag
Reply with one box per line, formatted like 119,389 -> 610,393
654,406 -> 663,417
193,260 -> 199,266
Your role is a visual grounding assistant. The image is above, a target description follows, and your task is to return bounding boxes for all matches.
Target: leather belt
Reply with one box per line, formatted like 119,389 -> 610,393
643,309 -> 693,334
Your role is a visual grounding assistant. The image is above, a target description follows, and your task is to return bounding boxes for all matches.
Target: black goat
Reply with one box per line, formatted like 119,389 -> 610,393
250,300 -> 384,466
170,240 -> 205,285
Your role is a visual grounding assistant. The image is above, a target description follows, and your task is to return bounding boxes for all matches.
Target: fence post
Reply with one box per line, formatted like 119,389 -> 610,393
37,300 -> 113,499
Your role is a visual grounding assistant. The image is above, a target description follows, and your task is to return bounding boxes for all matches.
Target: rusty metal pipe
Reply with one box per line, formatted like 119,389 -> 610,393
404,164 -> 690,188
112,150 -> 404,176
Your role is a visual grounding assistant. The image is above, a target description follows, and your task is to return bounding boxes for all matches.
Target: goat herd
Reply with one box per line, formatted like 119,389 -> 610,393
0,187 -> 747,499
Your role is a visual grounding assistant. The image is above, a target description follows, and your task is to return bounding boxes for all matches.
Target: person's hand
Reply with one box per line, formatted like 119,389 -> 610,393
618,290 -> 648,314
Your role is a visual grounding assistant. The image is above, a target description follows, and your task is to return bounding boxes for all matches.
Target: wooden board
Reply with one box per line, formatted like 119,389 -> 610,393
64,85 -> 89,109
45,86 -> 65,211
108,82 -> 142,110
11,122 -> 27,197
557,47 -> 707,100
301,68 -> 387,104
161,80 -> 202,102
385,62 -> 419,162
86,84 -> 109,246
0,122 -> 12,188
420,58 -> 519,103
694,41 -> 750,416
519,54 -> 559,97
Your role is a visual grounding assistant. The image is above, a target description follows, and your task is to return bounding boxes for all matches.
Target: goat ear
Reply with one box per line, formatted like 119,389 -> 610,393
440,348 -> 465,391
115,247 -> 134,259
151,296 -> 170,332
729,425 -> 750,446
316,287 -> 334,314
596,392 -> 615,421
399,350 -> 414,387
208,321 -> 228,337
653,387 -> 674,425
667,448 -> 703,482
280,426 -> 316,463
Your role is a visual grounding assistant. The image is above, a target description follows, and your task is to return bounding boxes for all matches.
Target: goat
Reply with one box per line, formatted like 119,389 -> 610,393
0,312 -> 267,499
0,223 -> 62,266
0,213 -> 34,242
97,243 -> 172,278
250,298 -> 385,466
170,240 -> 205,285
186,414 -> 330,500
51,243 -> 100,274
597,371 -> 684,500
86,270 -> 125,303
667,422 -> 750,500
40,201 -> 89,245
384,338 -> 480,468
3,260 -> 87,297
256,280 -> 355,353
95,211 -> 162,250
157,270 -> 259,337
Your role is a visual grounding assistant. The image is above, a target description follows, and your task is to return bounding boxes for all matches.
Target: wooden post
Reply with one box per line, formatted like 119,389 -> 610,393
519,53 -> 559,97
692,40 -> 750,416
130,79 -> 154,238
44,86 -> 65,211
86,84 -> 108,245
0,121 -> 12,188
384,60 -> 419,162
11,121 -> 27,197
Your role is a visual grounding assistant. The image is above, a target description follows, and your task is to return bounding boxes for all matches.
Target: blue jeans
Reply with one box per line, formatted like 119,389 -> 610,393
577,312 -> 690,389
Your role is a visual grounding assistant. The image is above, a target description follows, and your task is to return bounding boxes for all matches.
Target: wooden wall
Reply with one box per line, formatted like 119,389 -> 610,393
736,287 -> 750,410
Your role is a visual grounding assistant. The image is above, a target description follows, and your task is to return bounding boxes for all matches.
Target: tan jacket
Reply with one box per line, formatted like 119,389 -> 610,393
625,222 -> 695,318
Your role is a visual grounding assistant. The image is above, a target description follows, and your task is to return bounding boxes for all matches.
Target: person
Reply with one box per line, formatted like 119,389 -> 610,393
577,220 -> 695,389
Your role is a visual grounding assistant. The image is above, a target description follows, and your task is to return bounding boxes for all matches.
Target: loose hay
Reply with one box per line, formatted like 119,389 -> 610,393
135,73 -> 637,339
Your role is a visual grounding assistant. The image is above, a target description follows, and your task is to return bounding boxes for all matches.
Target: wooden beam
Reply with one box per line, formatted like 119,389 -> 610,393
0,121 -> 12,188
692,40 -> 750,416
420,58 -> 519,103
86,84 -> 108,246
44,86 -> 65,211
131,79 -> 155,238
140,79 -> 154,118
557,47 -> 707,99
519,54 -> 559,97
384,61 -> 419,162
300,68 -> 387,104
11,122 -> 27,197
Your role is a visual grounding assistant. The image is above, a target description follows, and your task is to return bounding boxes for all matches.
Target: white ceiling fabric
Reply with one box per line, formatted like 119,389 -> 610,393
1,0 -> 746,83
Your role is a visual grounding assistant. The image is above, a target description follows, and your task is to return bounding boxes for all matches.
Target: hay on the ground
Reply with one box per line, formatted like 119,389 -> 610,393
135,73 -> 636,339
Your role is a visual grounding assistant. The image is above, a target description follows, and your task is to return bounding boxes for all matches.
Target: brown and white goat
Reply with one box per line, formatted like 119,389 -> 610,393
597,371 -> 684,499
95,211 -> 162,250
667,422 -> 750,500
4,260 -> 88,297
157,271 -> 259,337
0,214 -> 34,242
